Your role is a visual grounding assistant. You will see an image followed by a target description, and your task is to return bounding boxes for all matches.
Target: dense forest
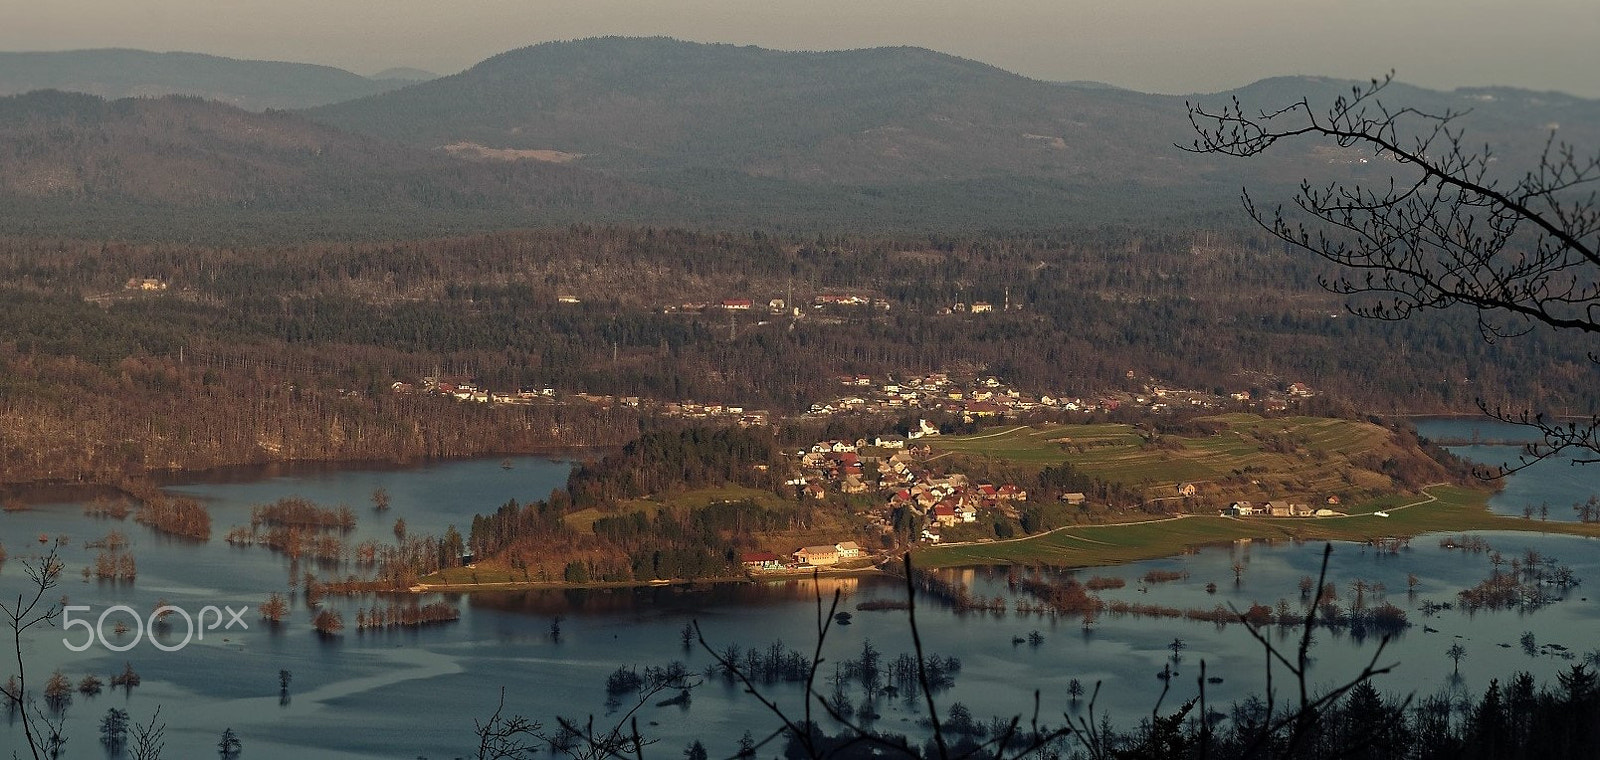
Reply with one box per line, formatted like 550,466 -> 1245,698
0,225 -> 1588,487
775,664 -> 1600,760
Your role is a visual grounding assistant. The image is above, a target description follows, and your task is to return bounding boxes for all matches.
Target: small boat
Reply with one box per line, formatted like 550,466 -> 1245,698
834,611 -> 853,625
501,458 -> 513,470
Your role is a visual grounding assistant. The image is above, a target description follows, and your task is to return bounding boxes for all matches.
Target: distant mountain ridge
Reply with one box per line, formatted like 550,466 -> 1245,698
2,38 -> 1597,238
308,37 -> 1202,184
0,90 -> 663,225
0,49 -> 414,109
306,37 -> 1600,185
370,67 -> 438,83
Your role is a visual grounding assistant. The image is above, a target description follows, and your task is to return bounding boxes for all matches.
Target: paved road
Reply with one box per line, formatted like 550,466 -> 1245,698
933,513 -> 1192,549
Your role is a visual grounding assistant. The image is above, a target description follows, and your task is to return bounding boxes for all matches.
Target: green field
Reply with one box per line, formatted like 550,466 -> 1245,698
930,424 -> 1142,465
914,485 -> 1600,569
930,415 -> 1405,499
918,415 -> 1600,569
563,485 -> 794,532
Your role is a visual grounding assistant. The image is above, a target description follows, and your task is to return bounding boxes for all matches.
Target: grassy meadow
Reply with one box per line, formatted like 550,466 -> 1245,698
916,414 -> 1599,569
930,415 -> 1397,497
915,485 -> 1600,569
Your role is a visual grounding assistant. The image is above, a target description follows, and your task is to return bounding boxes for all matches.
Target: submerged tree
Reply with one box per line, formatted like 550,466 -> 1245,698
258,592 -> 289,624
218,727 -> 242,758
100,708 -> 130,752
1186,73 -> 1599,469
311,608 -> 344,636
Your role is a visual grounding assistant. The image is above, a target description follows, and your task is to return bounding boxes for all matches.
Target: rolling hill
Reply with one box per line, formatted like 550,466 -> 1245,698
2,38 -> 1596,238
0,90 -> 667,237
307,37 -> 1600,187
307,37 -> 1206,185
0,49 -> 413,110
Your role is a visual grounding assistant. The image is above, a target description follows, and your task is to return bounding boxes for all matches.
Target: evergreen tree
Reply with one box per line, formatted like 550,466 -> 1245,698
217,727 -> 242,758
100,708 -> 130,752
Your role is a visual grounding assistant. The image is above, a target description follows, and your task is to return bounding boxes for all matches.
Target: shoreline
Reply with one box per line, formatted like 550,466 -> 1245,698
408,563 -> 892,594
0,447 -> 607,503
398,483 -> 1600,594
145,447 -> 599,487
910,484 -> 1600,570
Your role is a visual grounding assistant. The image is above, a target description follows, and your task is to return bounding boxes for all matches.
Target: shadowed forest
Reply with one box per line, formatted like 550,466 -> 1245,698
1,226 -> 1590,487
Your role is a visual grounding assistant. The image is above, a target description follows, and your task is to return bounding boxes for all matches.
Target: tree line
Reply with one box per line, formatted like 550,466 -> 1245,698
1,224 -> 1590,487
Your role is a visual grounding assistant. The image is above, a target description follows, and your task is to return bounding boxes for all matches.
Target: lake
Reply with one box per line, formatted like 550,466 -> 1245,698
2,434 -> 1596,758
1414,417 -> 1597,522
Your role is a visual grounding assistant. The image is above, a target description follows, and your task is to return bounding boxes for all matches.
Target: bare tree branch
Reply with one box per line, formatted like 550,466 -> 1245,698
1185,73 -> 1599,468
2,541 -> 64,760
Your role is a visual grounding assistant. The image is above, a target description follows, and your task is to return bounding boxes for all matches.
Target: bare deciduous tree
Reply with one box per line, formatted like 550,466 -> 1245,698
129,706 -> 167,760
2,542 -> 64,760
1185,73 -> 1598,469
473,688 -> 542,760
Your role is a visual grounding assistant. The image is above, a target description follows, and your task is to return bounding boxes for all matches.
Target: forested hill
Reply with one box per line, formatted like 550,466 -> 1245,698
0,90 -> 1219,241
4,38 -> 1598,239
0,90 -> 667,235
0,49 -> 415,110
306,37 -> 1600,185
307,37 -> 1209,184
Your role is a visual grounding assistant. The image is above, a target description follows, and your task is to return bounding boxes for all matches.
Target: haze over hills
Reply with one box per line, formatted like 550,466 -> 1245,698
0,49 -> 419,110
371,67 -> 439,83
308,37 -> 1208,185
0,90 -> 667,239
2,37 -> 1596,238
307,37 -> 1600,184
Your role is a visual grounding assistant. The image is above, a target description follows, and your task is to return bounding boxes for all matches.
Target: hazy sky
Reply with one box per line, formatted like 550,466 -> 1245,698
4,0 -> 1598,97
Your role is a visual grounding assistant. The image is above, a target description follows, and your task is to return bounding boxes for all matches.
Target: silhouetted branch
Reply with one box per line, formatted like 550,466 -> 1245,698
475,687 -> 542,760
1186,72 -> 1599,469
2,541 -> 64,760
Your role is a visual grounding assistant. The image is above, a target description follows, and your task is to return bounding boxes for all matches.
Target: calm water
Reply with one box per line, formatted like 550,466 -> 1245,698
1415,417 -> 1598,522
2,447 -> 1597,758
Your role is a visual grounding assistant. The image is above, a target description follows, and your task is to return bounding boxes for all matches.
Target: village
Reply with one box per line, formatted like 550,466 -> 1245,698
381,283 -> 1322,431
807,370 -> 1318,421
388,364 -> 1336,577
740,432 -> 1346,577
726,418 -> 1040,576
390,366 -> 1315,433
391,376 -> 772,427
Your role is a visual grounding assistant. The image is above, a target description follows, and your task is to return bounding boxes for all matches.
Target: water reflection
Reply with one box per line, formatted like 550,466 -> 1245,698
2,452 -> 1596,759
1415,417 -> 1597,522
